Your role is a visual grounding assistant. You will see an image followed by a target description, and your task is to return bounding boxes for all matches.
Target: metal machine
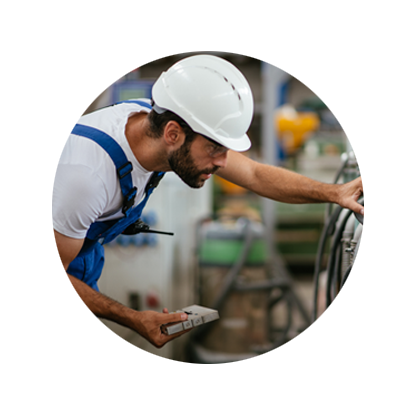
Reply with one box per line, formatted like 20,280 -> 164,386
184,148 -> 362,363
277,145 -> 364,364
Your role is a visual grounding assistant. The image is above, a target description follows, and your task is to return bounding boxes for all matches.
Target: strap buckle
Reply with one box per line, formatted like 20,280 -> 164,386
117,161 -> 133,180
122,186 -> 137,215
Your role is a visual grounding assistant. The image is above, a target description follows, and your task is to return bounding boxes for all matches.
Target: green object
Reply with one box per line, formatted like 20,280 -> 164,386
198,220 -> 269,267
199,238 -> 268,266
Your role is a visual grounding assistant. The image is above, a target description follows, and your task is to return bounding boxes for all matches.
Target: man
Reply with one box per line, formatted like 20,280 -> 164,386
53,54 -> 363,348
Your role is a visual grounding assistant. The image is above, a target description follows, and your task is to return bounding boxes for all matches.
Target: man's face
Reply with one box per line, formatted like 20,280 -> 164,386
168,134 -> 228,188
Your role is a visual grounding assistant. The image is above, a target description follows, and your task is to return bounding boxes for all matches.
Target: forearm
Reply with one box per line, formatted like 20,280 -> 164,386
68,274 -> 138,330
250,164 -> 340,204
67,274 -> 190,348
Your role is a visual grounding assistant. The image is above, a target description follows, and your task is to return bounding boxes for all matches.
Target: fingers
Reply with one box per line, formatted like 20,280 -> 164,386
163,327 -> 193,341
347,198 -> 364,215
352,177 -> 364,215
161,310 -> 188,324
352,204 -> 364,215
158,310 -> 191,342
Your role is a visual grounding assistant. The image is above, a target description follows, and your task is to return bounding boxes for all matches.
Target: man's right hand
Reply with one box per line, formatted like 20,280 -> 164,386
133,309 -> 190,348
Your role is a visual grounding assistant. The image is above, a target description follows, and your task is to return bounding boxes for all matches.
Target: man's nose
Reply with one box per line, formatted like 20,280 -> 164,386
213,151 -> 228,169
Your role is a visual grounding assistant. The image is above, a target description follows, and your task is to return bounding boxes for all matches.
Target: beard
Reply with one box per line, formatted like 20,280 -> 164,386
168,140 -> 219,188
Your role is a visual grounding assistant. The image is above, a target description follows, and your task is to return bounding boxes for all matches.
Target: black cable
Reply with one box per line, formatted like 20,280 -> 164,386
324,199 -> 363,309
277,143 -> 364,364
312,200 -> 363,359
354,212 -> 363,225
277,207 -> 362,364
354,199 -> 364,225
325,209 -> 353,308
277,207 -> 354,364
332,243 -> 343,301
277,206 -> 342,364
312,205 -> 343,322
334,233 -> 364,364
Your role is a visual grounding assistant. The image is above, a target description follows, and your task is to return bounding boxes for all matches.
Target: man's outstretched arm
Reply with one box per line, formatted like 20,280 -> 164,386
216,151 -> 364,215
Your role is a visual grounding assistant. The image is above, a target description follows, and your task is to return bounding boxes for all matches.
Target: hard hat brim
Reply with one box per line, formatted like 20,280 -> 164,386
210,132 -> 251,152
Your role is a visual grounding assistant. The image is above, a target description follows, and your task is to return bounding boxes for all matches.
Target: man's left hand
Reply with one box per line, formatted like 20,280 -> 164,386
336,176 -> 364,215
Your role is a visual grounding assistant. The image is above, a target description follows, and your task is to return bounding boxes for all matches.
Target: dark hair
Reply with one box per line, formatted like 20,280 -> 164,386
147,102 -> 196,145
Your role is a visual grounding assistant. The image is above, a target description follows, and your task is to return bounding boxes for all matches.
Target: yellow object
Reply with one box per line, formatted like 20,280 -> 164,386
276,105 -> 320,155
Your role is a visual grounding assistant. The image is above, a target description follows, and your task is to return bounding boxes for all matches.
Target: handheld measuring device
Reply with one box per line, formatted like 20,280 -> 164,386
161,305 -> 219,335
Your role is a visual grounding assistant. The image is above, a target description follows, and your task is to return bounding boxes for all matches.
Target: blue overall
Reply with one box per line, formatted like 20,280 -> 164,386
67,100 -> 165,291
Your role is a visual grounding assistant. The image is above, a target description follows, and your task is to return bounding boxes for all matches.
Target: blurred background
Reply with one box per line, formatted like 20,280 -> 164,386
84,51 -> 362,363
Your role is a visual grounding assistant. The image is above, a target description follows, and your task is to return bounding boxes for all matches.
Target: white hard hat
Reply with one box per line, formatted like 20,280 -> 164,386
152,54 -> 254,152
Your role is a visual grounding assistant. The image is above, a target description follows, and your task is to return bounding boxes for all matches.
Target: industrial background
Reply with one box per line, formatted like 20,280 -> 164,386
83,51 -> 362,363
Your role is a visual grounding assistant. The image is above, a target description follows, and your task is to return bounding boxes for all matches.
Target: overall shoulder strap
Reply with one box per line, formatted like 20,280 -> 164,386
71,100 -> 162,218
145,171 -> 165,194
71,124 -> 137,214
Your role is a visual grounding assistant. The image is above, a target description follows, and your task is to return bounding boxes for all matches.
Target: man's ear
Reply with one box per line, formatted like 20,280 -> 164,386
163,121 -> 185,147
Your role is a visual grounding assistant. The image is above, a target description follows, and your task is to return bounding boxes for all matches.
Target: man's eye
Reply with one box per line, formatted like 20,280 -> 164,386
210,146 -> 227,157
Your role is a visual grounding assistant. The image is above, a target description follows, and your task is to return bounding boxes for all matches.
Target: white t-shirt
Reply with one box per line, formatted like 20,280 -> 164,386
52,100 -> 154,239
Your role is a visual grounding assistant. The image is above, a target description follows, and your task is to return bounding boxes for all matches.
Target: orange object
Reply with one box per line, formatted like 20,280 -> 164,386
214,175 -> 248,195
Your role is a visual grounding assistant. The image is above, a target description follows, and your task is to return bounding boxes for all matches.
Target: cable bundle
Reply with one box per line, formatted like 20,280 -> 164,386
277,145 -> 364,364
